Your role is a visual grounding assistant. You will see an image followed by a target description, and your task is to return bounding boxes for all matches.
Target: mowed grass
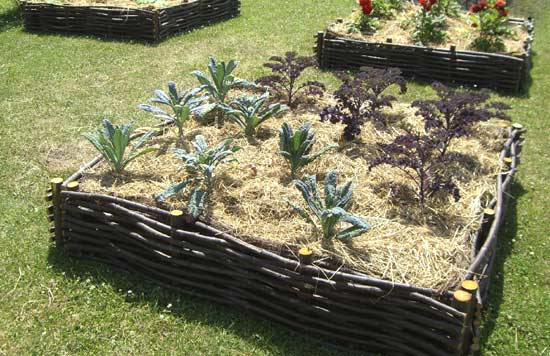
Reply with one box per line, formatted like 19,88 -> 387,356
0,0 -> 548,355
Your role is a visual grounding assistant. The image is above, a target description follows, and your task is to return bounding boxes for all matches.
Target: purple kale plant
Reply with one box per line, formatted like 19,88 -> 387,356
256,52 -> 325,109
369,129 -> 460,205
412,82 -> 510,157
320,67 -> 407,141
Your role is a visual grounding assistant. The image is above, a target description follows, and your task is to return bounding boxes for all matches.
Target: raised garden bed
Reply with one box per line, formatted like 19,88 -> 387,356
46,122 -> 525,355
21,0 -> 241,42
315,5 -> 534,92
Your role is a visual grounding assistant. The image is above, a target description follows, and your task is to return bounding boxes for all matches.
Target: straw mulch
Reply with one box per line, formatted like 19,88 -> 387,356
80,95 -> 509,291
329,2 -> 528,55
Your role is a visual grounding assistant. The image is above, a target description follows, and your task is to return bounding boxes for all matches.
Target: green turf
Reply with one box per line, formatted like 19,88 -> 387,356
0,0 -> 548,355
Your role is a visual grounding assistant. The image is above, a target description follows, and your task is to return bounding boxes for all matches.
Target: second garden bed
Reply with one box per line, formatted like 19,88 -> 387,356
315,1 -> 534,92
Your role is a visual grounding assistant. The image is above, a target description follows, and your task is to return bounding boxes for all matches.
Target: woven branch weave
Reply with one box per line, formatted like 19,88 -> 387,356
47,127 -> 525,355
22,0 -> 241,42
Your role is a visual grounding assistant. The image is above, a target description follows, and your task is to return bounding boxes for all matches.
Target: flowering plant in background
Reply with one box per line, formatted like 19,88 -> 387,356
354,0 -> 401,32
470,0 -> 514,51
412,0 -> 446,44
359,0 -> 372,15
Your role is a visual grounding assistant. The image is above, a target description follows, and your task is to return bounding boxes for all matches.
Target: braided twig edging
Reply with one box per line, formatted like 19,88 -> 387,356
315,16 -> 534,92
45,126 -> 525,355
21,0 -> 241,42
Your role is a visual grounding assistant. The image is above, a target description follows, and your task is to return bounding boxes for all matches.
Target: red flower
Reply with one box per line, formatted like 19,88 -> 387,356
469,0 -> 489,13
419,0 -> 436,11
358,0 -> 372,15
494,0 -> 508,17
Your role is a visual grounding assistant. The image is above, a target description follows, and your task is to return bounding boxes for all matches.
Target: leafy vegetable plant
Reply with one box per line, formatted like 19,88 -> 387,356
221,91 -> 288,137
191,56 -> 255,107
82,119 -> 156,174
369,130 -> 460,205
156,135 -> 240,218
469,0 -> 514,52
320,67 -> 407,141
411,0 -> 447,45
286,171 -> 370,240
279,122 -> 337,178
256,52 -> 325,109
139,82 -> 212,141
412,82 -> 510,157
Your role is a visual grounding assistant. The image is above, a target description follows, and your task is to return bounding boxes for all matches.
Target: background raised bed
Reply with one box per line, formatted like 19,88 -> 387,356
315,17 -> 534,92
45,126 -> 525,355
21,0 -> 241,42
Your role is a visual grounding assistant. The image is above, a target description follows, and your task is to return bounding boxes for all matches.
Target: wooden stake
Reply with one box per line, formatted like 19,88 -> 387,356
50,178 -> 64,247
461,280 -> 478,294
452,290 -> 472,311
483,208 -> 495,216
298,247 -> 314,265
511,123 -> 523,130
170,210 -> 184,237
452,290 -> 474,356
66,181 -> 80,191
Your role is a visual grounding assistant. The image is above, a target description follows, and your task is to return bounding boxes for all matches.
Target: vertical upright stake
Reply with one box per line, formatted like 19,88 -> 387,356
50,178 -> 64,247
170,210 -> 184,238
461,280 -> 480,355
452,289 -> 475,356
316,31 -> 325,68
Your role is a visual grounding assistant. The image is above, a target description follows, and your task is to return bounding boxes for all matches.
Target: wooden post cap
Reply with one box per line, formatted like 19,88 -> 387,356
298,247 -> 314,264
170,210 -> 184,217
461,280 -> 479,293
503,157 -> 513,164
170,210 -> 184,233
483,208 -> 495,216
66,181 -> 79,190
454,290 -> 472,303
50,177 -> 64,185
512,123 -> 523,129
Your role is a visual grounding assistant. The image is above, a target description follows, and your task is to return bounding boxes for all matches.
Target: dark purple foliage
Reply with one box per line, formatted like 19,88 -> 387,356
256,52 -> 325,108
412,82 -> 510,157
369,130 -> 460,205
320,67 -> 407,141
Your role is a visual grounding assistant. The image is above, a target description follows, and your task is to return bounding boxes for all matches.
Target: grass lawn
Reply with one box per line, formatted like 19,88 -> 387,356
0,0 -> 548,354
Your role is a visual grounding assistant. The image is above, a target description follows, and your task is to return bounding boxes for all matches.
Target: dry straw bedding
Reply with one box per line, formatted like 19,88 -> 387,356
329,2 -> 529,55
80,94 -> 509,291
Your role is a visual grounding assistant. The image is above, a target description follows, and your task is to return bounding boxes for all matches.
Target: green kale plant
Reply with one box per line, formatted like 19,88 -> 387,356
155,135 -> 240,219
286,171 -> 371,240
82,119 -> 156,174
221,91 -> 288,137
139,82 -> 213,141
279,122 -> 337,178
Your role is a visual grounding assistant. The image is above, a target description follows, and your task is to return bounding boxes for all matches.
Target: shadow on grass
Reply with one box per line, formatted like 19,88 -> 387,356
480,181 -> 527,350
46,246 -> 357,356
0,5 -> 21,32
